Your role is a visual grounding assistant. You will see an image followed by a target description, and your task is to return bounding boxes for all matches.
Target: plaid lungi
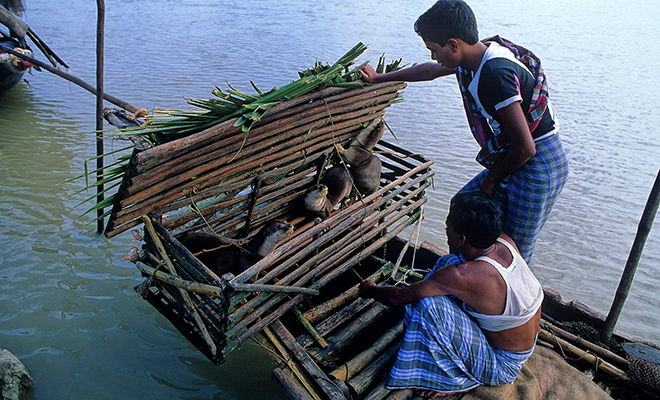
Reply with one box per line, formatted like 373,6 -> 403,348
457,134 -> 568,264
387,256 -> 535,393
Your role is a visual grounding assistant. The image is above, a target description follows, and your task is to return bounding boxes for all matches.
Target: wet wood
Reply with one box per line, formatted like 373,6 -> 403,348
263,327 -> 324,400
346,345 -> 399,396
329,321 -> 404,382
227,186 -> 429,328
228,282 -> 319,296
303,262 -> 395,325
309,303 -> 391,363
224,213 -> 419,352
141,216 -> 217,356
361,381 -> 390,400
271,367 -> 316,400
270,320 -> 349,399
133,82 -> 406,167
541,319 -> 628,368
538,329 -> 633,384
293,308 -> 328,348
604,168 -> 660,337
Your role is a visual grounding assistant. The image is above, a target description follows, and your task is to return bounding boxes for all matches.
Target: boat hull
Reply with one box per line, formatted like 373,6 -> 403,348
0,36 -> 28,93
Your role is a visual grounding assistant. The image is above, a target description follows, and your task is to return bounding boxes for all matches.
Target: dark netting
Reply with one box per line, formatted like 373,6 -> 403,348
562,321 -> 624,355
627,353 -> 660,396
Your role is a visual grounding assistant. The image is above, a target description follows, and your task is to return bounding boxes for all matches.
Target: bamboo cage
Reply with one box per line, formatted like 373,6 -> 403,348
255,237 -> 446,400
105,81 -> 435,363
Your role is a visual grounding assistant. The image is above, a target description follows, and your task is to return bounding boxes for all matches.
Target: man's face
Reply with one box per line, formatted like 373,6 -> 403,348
445,214 -> 463,249
423,38 -> 457,69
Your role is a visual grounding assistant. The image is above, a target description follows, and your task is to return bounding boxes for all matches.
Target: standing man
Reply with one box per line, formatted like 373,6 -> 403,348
360,0 -> 568,264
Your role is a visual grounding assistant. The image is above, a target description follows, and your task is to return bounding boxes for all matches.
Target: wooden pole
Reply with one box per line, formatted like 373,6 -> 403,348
95,0 -> 105,234
541,320 -> 628,368
0,45 -> 142,114
603,168 -> 660,338
538,329 -> 633,384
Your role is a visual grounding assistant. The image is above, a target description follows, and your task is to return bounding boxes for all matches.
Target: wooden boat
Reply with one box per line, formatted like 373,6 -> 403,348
0,33 -> 31,92
0,2 -> 68,93
103,79 -> 659,399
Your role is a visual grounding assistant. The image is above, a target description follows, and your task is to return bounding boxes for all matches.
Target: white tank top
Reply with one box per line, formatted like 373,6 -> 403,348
462,237 -> 544,332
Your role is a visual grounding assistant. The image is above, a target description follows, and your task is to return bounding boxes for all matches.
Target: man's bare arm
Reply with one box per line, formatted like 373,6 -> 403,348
359,263 -> 473,307
480,101 -> 537,197
360,62 -> 454,84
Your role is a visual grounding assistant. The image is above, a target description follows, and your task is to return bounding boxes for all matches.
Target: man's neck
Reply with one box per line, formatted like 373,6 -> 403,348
460,41 -> 488,72
462,242 -> 497,261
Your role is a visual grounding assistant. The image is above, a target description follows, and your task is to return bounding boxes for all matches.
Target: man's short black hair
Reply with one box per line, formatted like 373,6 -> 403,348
414,0 -> 479,46
448,192 -> 502,249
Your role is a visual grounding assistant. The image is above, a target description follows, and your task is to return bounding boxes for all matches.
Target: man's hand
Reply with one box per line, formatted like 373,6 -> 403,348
359,65 -> 380,83
358,279 -> 379,299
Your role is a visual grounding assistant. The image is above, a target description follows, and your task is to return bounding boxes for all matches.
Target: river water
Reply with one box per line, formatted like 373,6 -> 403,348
1,0 -> 658,399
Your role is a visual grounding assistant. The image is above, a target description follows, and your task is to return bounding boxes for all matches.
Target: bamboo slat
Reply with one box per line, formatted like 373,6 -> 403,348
224,212 -> 420,353
233,161 -> 433,284
538,329 -> 633,384
329,321 -> 404,382
106,91 -> 403,237
132,82 -> 405,167
271,367 -> 317,400
270,320 -> 349,399
227,186 -> 430,329
345,345 -> 399,396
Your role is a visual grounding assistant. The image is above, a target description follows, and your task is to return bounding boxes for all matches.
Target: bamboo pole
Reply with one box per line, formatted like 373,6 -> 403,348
95,0 -> 105,234
227,190 -> 427,328
109,148 -> 325,231
271,367 -> 317,400
297,297 -> 376,349
233,161 -> 433,284
224,213 -> 418,352
270,320 -> 349,399
604,168 -> 660,338
125,98 -> 392,201
228,282 -> 319,296
302,262 -> 395,326
329,321 -> 404,382
0,45 -> 142,114
293,308 -> 329,348
310,303 -> 391,363
538,329 -> 633,384
112,117 -> 370,226
133,82 -> 405,166
541,320 -> 628,368
137,263 -> 225,297
141,216 -> 217,356
346,345 -> 399,396
227,182 -> 430,327
361,381 -> 390,400
263,327 -> 324,400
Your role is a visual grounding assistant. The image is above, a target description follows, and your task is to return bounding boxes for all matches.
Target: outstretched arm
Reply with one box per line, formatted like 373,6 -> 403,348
359,262 -> 471,307
359,62 -> 455,84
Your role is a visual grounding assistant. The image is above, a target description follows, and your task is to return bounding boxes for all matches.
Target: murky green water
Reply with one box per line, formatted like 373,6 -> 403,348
1,0 -> 659,398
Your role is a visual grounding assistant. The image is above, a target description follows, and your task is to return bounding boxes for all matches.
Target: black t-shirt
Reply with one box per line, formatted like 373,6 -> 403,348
469,43 -> 557,137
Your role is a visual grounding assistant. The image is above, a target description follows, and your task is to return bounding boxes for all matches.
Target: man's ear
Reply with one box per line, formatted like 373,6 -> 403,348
446,38 -> 459,52
457,233 -> 467,246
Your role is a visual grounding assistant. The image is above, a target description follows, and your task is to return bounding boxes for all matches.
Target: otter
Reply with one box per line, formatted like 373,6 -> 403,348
304,166 -> 353,219
350,118 -> 384,151
177,220 -> 293,280
350,155 -> 382,195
